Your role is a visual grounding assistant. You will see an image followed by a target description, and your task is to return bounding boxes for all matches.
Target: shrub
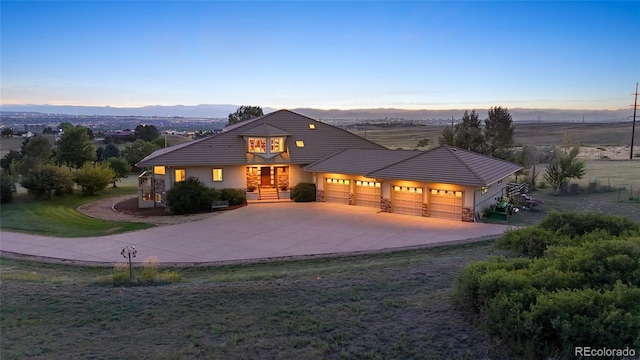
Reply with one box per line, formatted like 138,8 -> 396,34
166,177 -> 219,215
74,162 -> 115,195
291,182 -> 316,202
220,188 -> 246,206
20,164 -> 74,199
0,172 -> 16,203
539,211 -> 640,238
496,226 -> 571,257
456,214 -> 640,358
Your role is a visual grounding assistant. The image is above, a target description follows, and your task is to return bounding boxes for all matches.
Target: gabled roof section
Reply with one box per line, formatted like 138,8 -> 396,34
304,149 -> 420,175
137,109 -> 385,167
239,123 -> 290,137
366,146 -> 522,186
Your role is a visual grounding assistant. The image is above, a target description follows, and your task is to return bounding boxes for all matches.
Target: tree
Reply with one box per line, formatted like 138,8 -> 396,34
1,127 -> 14,137
228,105 -> 263,126
135,124 -> 160,142
0,172 -> 16,203
100,142 -> 120,161
74,162 -> 115,195
55,126 -> 96,168
438,125 -> 455,146
17,135 -> 54,176
484,106 -> 515,158
85,127 -> 95,140
121,139 -> 160,168
438,110 -> 485,153
544,145 -> 586,195
105,157 -> 131,187
20,164 -> 75,199
1,150 -> 23,175
454,110 -> 485,152
43,126 -> 56,134
58,122 -> 74,132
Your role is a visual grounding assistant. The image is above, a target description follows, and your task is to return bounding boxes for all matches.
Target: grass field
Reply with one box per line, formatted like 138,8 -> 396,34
0,241 -> 512,359
0,183 -> 152,237
354,121 -> 638,159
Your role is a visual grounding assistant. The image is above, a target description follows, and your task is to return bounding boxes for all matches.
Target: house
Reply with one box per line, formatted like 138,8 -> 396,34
137,109 -> 522,222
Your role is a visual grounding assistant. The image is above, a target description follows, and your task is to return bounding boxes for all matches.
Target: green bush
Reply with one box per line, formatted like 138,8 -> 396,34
496,226 -> 571,257
220,188 -> 246,206
291,182 -> 316,202
0,172 -> 16,203
74,162 -> 115,195
539,211 -> 639,238
525,284 -> 640,358
166,177 -> 219,215
456,214 -> 640,358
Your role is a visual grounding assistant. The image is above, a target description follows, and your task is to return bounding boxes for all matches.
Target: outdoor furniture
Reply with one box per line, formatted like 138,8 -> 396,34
211,200 -> 230,210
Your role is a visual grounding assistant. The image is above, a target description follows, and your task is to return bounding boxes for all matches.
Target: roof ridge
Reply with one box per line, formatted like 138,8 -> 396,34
444,145 -> 491,185
304,148 -> 349,170
363,148 -> 425,177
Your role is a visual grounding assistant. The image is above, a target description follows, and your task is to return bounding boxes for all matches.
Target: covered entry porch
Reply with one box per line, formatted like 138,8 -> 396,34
246,165 -> 291,201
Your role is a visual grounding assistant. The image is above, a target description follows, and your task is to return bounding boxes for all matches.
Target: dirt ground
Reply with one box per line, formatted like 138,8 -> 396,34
77,195 -> 226,226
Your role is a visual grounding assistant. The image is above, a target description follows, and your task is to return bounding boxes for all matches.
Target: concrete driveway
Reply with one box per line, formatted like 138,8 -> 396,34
0,202 -> 510,264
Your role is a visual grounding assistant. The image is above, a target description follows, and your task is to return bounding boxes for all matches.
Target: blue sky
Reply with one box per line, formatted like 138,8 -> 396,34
1,1 -> 638,110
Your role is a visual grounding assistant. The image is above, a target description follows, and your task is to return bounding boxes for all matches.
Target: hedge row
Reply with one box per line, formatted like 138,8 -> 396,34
456,212 -> 640,358
166,177 -> 246,215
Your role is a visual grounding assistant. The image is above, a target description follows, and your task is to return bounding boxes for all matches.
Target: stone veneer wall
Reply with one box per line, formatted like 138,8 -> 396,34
462,207 -> 474,222
246,168 -> 260,189
380,198 -> 392,212
348,193 -> 355,205
277,170 -> 289,190
422,203 -> 429,217
316,190 -> 325,202
153,178 -> 166,206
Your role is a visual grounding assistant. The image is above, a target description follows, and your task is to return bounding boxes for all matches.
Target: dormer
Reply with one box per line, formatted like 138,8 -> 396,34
240,123 -> 290,159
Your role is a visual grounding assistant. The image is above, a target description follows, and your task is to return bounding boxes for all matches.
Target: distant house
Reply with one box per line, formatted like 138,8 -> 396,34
137,110 -> 521,222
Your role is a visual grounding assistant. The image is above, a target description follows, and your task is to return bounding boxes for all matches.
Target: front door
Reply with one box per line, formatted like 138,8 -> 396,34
260,167 -> 271,187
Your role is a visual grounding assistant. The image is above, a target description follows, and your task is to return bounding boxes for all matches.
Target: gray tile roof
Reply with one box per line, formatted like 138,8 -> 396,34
137,109 -> 385,167
303,149 -> 421,175
366,145 -> 523,186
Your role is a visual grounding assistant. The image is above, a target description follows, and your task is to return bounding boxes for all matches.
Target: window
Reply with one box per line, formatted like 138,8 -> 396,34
248,137 -> 266,153
175,169 -> 185,182
270,137 -> 284,152
153,166 -> 165,175
308,124 -> 316,129
296,140 -> 305,147
212,168 -> 223,182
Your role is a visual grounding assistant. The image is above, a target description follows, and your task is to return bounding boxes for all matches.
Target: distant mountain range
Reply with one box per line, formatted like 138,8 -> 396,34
0,104 -> 633,122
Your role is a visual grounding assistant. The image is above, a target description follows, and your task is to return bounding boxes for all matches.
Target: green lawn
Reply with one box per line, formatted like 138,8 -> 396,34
0,185 -> 153,237
0,241 -> 513,359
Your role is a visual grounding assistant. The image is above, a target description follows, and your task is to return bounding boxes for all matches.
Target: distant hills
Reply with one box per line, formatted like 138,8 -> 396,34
0,104 -> 633,122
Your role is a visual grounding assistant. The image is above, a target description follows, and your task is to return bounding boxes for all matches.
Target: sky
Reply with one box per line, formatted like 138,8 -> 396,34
1,1 -> 639,111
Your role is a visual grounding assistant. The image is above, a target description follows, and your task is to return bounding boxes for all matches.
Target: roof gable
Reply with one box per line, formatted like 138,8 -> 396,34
137,109 -> 385,167
366,146 -> 522,186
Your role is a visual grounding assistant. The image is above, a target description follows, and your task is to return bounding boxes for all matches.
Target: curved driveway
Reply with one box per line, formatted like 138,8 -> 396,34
0,202 -> 510,264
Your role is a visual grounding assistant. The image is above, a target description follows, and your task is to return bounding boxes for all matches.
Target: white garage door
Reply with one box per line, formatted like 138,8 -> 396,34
392,186 -> 423,216
355,180 -> 381,208
324,178 -> 350,205
429,189 -> 463,221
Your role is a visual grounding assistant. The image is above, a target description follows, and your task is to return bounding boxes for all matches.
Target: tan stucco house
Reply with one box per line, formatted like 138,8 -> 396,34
137,109 -> 522,222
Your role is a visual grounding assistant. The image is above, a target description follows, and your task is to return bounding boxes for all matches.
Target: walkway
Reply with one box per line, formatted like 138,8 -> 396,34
0,202 -> 510,265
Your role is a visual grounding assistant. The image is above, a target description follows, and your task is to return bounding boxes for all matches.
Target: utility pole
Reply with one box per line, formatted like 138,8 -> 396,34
631,82 -> 638,160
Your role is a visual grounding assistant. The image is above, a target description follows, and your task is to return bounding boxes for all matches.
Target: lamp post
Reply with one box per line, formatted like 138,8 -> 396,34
121,246 -> 137,280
